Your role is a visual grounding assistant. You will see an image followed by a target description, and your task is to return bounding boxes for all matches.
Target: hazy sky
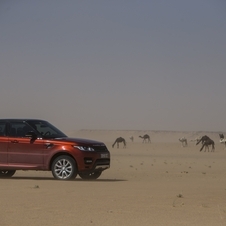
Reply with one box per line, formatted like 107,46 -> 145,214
1,0 -> 226,132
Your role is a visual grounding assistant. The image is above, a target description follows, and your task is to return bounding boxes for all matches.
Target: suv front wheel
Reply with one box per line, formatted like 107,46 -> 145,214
51,155 -> 77,180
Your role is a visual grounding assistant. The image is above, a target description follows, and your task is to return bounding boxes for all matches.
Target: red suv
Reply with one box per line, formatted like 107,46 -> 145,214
0,119 -> 110,180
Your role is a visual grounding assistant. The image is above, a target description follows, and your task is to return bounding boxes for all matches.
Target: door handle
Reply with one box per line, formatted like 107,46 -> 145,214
11,140 -> 19,143
45,143 -> 54,148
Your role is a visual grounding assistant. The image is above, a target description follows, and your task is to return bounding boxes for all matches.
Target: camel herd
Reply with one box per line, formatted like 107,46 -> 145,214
112,133 -> 226,152
180,134 -> 225,152
112,134 -> 150,148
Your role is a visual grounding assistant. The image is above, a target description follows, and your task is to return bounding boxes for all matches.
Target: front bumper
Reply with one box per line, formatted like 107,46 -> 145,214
81,157 -> 110,173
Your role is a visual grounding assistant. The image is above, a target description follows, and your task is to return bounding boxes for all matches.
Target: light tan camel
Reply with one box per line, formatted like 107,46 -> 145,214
219,134 -> 226,149
179,137 -> 187,147
190,136 -> 202,146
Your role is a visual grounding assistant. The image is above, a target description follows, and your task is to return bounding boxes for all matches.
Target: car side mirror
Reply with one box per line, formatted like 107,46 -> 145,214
25,131 -> 37,140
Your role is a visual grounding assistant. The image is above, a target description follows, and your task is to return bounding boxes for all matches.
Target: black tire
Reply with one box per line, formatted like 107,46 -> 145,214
79,171 -> 102,180
0,170 -> 16,178
51,155 -> 77,180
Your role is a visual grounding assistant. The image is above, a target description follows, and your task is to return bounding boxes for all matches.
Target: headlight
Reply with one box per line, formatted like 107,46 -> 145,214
73,146 -> 95,151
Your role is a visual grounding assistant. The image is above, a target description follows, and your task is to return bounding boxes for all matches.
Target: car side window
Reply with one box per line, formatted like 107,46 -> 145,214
36,125 -> 56,136
0,122 -> 6,136
32,123 -> 58,137
8,122 -> 35,138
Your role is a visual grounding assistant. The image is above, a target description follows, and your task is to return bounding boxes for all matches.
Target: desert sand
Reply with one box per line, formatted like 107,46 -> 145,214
0,130 -> 226,226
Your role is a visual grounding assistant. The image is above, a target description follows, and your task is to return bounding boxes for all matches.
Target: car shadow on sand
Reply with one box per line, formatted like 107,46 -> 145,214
0,177 -> 127,182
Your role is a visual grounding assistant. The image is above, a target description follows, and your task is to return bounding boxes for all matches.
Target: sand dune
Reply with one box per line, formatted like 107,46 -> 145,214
0,130 -> 225,226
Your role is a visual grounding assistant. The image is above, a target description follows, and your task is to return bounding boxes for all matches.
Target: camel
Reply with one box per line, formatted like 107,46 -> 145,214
139,134 -> 151,143
190,136 -> 202,142
190,136 -> 202,146
112,137 -> 126,148
196,135 -> 215,152
129,136 -> 134,142
179,137 -> 187,147
219,134 -> 226,149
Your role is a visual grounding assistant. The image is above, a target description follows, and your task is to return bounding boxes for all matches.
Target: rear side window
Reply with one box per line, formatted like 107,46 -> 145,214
0,122 -> 6,136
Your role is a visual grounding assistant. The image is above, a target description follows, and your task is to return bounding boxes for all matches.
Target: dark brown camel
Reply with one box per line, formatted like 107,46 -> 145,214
139,134 -> 151,143
196,135 -> 215,152
112,137 -> 126,148
219,134 -> 224,140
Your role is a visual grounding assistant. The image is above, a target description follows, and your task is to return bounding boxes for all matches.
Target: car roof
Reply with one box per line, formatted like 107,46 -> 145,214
0,119 -> 47,122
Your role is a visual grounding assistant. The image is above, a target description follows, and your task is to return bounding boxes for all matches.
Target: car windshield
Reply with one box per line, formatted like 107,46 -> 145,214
26,120 -> 67,139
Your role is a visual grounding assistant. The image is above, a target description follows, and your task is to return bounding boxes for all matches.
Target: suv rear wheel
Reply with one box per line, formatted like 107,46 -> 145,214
51,155 -> 77,180
0,170 -> 16,178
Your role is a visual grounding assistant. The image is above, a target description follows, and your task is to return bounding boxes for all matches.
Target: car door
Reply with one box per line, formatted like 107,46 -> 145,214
7,121 -> 45,168
0,121 -> 8,164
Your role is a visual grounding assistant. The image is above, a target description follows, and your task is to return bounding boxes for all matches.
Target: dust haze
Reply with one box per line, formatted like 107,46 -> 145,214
1,1 -> 226,133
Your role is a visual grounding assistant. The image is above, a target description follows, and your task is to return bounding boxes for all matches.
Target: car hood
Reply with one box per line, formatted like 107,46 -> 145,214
54,137 -> 105,145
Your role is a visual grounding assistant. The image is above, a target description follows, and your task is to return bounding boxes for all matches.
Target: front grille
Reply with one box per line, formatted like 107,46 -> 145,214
92,145 -> 108,152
